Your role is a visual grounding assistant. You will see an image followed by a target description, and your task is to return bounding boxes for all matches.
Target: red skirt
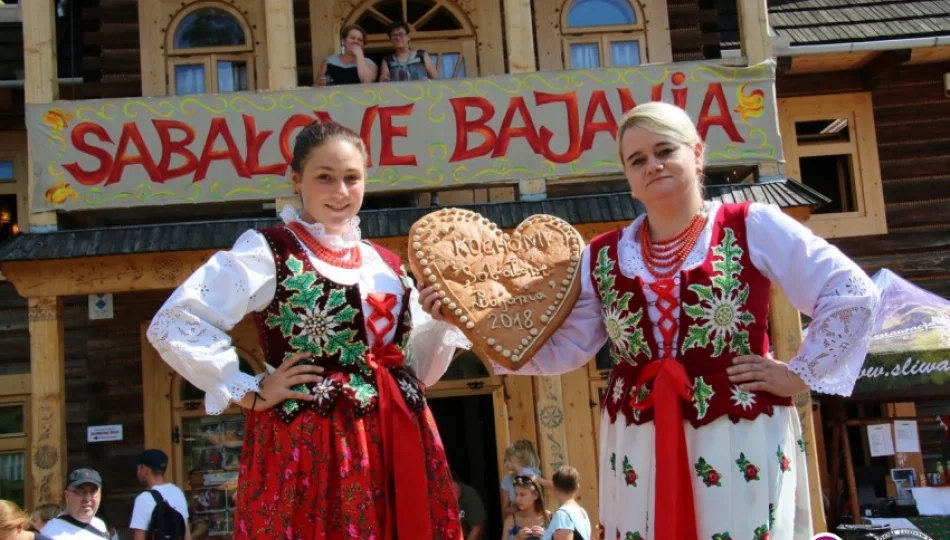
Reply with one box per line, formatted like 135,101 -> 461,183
234,402 -> 462,539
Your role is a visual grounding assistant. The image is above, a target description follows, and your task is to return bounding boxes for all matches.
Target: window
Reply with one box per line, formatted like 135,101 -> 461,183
0,161 -> 13,183
167,4 -> 255,95
562,0 -> 645,69
779,93 -> 886,238
0,396 -> 28,509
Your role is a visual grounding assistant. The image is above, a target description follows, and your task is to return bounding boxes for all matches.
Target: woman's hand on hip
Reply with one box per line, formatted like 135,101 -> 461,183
251,352 -> 324,410
726,354 -> 808,397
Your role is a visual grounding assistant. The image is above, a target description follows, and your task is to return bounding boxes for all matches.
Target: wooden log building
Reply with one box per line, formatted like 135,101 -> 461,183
0,0 -> 946,538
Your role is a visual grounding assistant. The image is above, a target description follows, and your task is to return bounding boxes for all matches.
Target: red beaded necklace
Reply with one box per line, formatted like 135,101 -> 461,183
640,211 -> 707,279
287,221 -> 362,269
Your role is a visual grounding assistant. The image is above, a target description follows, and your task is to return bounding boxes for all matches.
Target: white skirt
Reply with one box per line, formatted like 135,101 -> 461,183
598,406 -> 812,540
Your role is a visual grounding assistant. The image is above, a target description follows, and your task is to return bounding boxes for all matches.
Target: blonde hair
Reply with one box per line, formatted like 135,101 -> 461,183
504,440 -> 540,470
0,499 -> 31,532
617,101 -> 704,167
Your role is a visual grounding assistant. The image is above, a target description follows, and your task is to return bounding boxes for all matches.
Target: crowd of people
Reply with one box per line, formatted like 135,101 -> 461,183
1,441 -> 590,540
0,450 -> 189,540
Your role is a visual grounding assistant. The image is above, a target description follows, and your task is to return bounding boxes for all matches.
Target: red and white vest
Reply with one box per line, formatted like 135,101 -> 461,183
591,202 -> 792,427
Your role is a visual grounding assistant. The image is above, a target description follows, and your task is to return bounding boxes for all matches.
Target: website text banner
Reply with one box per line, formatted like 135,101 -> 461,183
27,60 -> 781,212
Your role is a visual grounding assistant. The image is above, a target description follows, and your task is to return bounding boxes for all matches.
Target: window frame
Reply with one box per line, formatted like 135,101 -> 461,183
560,0 -> 644,35
165,2 -> 257,95
0,376 -> 31,508
562,33 -> 645,69
167,54 -> 256,96
166,2 -> 254,56
778,92 -> 887,238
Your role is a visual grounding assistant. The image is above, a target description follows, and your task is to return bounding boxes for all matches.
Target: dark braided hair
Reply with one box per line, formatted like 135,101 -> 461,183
290,120 -> 368,174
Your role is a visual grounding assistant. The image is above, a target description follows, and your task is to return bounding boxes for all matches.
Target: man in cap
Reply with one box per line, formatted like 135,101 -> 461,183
129,449 -> 190,540
40,468 -> 111,539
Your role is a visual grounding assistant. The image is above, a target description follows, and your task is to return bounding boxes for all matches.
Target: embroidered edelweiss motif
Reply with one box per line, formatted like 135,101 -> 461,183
594,247 -> 650,365
681,228 -> 756,357
265,256 -> 366,364
611,377 -> 626,403
311,379 -> 335,405
730,385 -> 756,411
397,377 -> 419,401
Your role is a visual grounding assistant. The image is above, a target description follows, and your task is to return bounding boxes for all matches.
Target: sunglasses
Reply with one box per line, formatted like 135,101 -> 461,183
513,475 -> 539,487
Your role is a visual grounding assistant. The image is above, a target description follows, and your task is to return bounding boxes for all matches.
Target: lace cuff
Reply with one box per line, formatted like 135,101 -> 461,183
789,304 -> 875,396
409,319 -> 472,386
204,371 -> 265,416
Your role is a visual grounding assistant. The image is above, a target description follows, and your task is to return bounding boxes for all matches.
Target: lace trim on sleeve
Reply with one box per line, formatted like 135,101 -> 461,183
788,273 -> 878,396
204,372 -> 265,416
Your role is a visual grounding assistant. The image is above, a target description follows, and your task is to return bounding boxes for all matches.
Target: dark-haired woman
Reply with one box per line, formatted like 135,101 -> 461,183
317,25 -> 378,86
147,121 -> 466,539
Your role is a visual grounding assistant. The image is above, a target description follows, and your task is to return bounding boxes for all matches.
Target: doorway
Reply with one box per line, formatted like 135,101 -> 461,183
429,392 -> 503,540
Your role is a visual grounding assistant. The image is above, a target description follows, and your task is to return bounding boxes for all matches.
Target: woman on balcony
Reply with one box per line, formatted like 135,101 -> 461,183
147,121 -> 466,539
317,25 -> 378,86
497,102 -> 879,540
379,21 -> 438,82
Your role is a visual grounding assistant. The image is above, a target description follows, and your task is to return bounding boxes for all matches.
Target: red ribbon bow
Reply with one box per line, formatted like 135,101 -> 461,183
630,358 -> 698,540
367,343 -> 433,540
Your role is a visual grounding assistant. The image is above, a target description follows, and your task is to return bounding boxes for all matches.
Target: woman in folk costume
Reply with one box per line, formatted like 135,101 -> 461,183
495,102 -> 879,540
147,121 -> 467,539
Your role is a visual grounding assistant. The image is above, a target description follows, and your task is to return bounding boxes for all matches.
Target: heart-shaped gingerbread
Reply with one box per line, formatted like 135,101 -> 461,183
408,209 -> 584,371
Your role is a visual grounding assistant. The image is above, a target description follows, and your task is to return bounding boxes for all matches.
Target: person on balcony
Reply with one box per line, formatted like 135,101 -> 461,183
492,102 -> 879,540
147,120 -> 468,539
379,21 -> 437,82
316,25 -> 378,86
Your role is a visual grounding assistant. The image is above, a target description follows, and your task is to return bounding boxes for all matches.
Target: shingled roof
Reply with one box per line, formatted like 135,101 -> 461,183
717,0 -> 950,49
0,180 -> 828,262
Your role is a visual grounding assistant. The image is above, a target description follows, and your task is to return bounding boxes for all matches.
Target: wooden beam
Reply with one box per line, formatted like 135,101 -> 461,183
769,285 -> 826,533
502,0 -> 536,74
265,0 -> 298,90
736,0 -> 771,65
137,0 -> 165,96
28,296 -> 66,507
141,323 -> 175,460
0,373 -> 31,396
533,376 -> 568,498
860,50 -> 911,90
2,250 -> 217,298
562,367 -> 599,526
264,0 -> 299,215
502,375 -> 538,455
21,0 -> 58,231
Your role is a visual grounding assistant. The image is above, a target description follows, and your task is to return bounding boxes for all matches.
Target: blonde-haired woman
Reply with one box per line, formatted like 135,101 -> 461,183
496,102 -> 879,540
0,500 -> 49,540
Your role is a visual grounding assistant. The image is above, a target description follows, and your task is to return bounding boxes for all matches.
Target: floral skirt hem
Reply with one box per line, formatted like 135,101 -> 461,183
234,403 -> 462,540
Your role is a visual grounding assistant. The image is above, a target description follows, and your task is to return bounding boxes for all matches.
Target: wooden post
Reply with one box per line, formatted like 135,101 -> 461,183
28,296 -> 66,507
770,285 -> 827,533
21,0 -> 58,231
841,423 -> 860,524
533,376 -> 569,508
265,0 -> 301,214
141,324 -> 175,459
737,0 -> 772,65
562,367 -> 599,525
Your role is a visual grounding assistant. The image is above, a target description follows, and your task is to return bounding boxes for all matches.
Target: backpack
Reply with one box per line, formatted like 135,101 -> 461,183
145,489 -> 187,540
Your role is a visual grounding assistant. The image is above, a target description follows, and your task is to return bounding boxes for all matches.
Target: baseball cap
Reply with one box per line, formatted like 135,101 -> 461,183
66,468 -> 102,490
134,449 -> 169,470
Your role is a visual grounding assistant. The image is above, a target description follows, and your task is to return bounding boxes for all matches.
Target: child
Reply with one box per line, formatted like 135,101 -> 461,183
500,441 -> 544,519
542,466 -> 590,540
501,475 -> 550,540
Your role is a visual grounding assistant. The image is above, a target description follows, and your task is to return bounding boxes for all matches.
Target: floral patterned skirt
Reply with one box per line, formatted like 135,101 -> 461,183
235,402 -> 462,539
598,406 -> 812,540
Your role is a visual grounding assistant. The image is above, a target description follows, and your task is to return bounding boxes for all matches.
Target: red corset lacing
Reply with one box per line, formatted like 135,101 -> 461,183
629,279 -> 699,540
365,292 -> 433,540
